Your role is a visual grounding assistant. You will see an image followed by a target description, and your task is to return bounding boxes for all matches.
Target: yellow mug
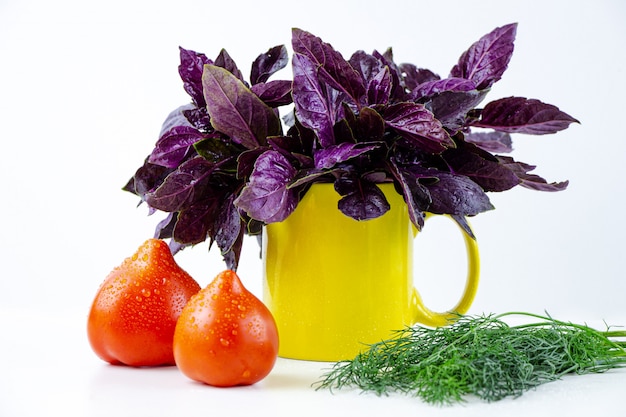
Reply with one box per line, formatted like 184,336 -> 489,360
262,183 -> 479,361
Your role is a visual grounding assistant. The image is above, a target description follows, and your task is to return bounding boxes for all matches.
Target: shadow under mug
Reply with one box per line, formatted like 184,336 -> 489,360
262,183 -> 480,361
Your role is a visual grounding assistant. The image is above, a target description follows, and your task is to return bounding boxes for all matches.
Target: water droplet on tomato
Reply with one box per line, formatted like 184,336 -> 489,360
135,295 -> 142,302
220,338 -> 230,347
141,288 -> 151,298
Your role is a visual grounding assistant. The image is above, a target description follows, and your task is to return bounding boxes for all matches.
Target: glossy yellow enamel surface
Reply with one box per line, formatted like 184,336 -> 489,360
262,183 -> 479,361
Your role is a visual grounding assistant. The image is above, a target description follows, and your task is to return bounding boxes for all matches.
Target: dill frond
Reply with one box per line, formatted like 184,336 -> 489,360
315,312 -> 626,405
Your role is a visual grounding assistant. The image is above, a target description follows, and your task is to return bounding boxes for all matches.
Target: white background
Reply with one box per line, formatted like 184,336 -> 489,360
1,0 -> 625,416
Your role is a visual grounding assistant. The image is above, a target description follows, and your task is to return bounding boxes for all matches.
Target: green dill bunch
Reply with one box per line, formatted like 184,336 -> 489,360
316,312 -> 626,405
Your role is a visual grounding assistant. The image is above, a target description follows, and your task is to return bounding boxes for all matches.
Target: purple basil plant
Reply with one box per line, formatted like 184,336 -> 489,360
124,23 -> 578,270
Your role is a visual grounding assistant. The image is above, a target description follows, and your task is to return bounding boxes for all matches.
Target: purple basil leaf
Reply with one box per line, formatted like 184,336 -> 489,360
288,168 -> 333,189
153,213 -> 190,256
290,113 -> 320,147
214,48 -> 245,83
347,51 -> 391,105
178,47 -> 213,107
168,240 -> 187,256
372,49 -> 406,101
148,126 -> 206,168
348,50 -> 384,84
388,160 -> 429,229
291,153 -> 315,170
497,156 -> 569,191
367,65 -> 392,105
157,104 -> 211,149
363,171 -> 389,183
182,107 -> 212,131
173,197 -> 220,245
292,53 -> 337,147
334,178 -> 390,221
333,118 -> 356,143
202,64 -> 281,149
465,131 -> 513,153
193,133 -> 238,163
267,135 -> 314,160
414,168 -> 495,215
250,45 -> 289,85
425,89 -> 488,132
158,104 -> 195,136
443,142 -> 520,192
381,48 -> 394,64
314,142 -> 381,169
266,136 -> 314,169
246,218 -> 263,236
124,158 -> 174,201
154,212 -> 177,240
450,215 -> 476,240
413,77 -> 476,99
450,23 -> 517,90
398,63 -> 440,92
356,107 -> 385,142
250,80 -> 293,107
234,150 -> 299,223
236,147 -> 269,180
145,156 -> 215,212
292,28 -> 366,107
214,194 -> 243,256
473,96 -> 580,134
221,227 -> 244,271
383,102 -> 455,153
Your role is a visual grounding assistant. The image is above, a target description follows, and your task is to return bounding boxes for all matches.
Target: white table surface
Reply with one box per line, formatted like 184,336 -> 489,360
1,308 -> 624,417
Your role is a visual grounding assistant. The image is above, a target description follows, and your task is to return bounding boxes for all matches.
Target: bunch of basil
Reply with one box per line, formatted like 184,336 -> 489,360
124,23 -> 577,269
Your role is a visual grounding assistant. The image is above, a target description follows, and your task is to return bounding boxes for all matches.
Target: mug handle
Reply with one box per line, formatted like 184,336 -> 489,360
411,214 -> 480,327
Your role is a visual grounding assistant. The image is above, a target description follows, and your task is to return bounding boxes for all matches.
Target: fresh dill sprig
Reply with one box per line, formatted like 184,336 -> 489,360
315,312 -> 626,405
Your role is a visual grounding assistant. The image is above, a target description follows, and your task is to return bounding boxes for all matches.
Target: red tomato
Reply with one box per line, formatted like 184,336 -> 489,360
173,270 -> 279,386
87,239 -> 201,366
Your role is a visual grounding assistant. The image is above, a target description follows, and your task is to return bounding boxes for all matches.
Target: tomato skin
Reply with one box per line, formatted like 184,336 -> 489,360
87,239 -> 201,367
173,270 -> 279,386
